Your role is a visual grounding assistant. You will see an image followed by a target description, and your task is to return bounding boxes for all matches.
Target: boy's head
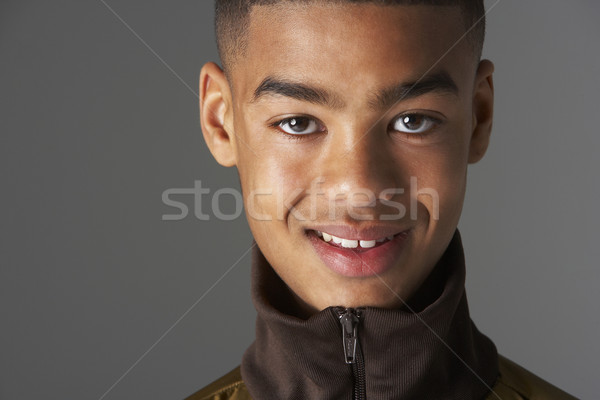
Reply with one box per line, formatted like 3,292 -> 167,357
200,1 -> 494,314
215,0 -> 487,78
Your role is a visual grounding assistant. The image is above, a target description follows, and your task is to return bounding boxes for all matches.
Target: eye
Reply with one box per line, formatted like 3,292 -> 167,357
390,113 -> 439,134
276,116 -> 322,135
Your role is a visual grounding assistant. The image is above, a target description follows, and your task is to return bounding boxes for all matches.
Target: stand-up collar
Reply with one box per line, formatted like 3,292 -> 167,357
241,231 -> 499,400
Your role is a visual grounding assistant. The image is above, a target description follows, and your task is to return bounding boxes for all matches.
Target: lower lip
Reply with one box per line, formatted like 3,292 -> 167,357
307,230 -> 411,277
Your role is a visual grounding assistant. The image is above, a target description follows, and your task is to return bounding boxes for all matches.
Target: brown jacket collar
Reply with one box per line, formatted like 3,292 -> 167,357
241,231 -> 499,399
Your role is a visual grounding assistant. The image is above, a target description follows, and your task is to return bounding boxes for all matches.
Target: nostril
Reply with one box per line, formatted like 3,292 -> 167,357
379,190 -> 395,201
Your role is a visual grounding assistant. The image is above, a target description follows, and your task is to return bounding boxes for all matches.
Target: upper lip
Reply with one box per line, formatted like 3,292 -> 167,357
305,224 -> 411,241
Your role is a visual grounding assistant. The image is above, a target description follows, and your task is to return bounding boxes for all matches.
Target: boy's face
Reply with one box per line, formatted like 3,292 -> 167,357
201,3 -> 493,312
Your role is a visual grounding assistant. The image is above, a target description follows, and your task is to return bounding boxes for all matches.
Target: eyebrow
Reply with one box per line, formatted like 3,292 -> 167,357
369,71 -> 459,110
252,76 -> 345,109
251,71 -> 458,110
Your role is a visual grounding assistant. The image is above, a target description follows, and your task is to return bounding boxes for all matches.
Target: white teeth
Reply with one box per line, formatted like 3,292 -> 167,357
359,240 -> 376,248
360,240 -> 377,249
341,239 -> 359,248
317,230 -> 395,248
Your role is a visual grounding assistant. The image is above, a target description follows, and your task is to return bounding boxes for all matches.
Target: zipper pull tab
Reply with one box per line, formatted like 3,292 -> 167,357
337,308 -> 362,364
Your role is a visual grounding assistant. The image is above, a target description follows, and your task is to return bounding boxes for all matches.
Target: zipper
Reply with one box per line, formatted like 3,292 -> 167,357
335,307 -> 366,400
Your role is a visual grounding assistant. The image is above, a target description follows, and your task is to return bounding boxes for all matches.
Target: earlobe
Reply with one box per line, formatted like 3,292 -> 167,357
468,59 -> 495,164
199,62 -> 237,167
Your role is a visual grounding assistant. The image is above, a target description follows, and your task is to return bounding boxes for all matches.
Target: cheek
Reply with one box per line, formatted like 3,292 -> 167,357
236,116 -> 322,215
237,142 -> 311,226
402,138 -> 469,222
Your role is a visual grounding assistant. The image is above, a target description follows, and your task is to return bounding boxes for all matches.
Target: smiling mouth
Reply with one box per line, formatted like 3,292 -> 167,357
307,228 -> 411,277
312,230 -> 397,250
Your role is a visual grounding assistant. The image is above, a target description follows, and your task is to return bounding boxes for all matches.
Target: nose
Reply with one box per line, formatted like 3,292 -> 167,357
318,124 -> 404,206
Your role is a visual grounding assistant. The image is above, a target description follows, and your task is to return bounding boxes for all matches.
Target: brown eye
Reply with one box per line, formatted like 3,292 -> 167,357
391,113 -> 437,134
278,117 -> 319,135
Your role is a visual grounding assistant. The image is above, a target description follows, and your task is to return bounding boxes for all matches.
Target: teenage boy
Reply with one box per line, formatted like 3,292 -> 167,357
187,1 -> 576,399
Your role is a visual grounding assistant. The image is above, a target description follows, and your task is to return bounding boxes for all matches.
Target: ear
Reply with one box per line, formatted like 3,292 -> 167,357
468,59 -> 495,164
199,62 -> 237,167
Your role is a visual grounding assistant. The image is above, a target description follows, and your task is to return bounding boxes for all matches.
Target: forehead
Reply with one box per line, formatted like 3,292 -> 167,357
232,3 -> 473,102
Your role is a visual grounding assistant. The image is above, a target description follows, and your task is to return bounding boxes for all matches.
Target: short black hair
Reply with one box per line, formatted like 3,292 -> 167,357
215,0 -> 486,76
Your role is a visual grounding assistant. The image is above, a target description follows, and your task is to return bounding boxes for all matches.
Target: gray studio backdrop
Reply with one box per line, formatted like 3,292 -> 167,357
1,1 -> 598,399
